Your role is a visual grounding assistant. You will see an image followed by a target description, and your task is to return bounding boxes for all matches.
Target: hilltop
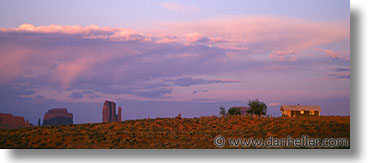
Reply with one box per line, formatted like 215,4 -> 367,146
0,116 -> 349,149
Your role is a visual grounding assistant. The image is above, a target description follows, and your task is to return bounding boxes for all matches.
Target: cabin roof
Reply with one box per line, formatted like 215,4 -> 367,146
280,105 -> 321,111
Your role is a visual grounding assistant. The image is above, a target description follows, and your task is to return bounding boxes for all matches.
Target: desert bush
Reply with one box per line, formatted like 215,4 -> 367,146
227,108 -> 241,116
247,99 -> 267,115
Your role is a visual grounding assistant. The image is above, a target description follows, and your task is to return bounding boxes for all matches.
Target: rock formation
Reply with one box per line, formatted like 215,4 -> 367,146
102,100 -> 122,122
42,108 -> 73,126
118,106 -> 122,122
0,113 -> 32,129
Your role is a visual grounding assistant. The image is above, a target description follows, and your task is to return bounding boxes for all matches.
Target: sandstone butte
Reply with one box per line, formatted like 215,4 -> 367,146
42,108 -> 73,126
118,106 -> 122,122
0,113 -> 32,129
102,100 -> 122,123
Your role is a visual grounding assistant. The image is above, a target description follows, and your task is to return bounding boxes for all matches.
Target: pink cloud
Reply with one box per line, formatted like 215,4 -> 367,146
156,38 -> 178,44
273,50 -> 298,56
0,48 -> 31,83
54,57 -> 98,89
1,24 -> 149,42
155,33 -> 179,44
156,16 -> 349,52
9,16 -> 347,58
269,50 -> 298,61
0,21 -> 349,102
185,33 -> 206,43
184,32 -> 225,45
314,48 -> 340,59
9,23 -> 100,34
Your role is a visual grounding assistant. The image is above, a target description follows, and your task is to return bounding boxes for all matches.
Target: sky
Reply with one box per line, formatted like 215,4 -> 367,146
0,0 -> 350,124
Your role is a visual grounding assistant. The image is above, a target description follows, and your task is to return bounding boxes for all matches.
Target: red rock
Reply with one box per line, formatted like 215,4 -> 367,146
102,100 -> 118,122
118,106 -> 122,122
0,113 -> 32,129
43,108 -> 73,126
43,108 -> 73,120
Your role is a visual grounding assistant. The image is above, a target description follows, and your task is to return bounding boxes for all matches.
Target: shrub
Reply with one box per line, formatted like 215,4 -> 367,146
227,108 -> 241,116
247,99 -> 267,115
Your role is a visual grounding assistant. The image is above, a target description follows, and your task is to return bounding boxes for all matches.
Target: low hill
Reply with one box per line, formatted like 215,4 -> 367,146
0,116 -> 349,149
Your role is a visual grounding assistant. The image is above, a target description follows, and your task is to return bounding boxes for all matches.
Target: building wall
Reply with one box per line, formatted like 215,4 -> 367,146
282,110 -> 320,117
282,110 -> 291,117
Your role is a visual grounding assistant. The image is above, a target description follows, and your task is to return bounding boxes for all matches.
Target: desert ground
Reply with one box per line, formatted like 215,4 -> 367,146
0,116 -> 349,149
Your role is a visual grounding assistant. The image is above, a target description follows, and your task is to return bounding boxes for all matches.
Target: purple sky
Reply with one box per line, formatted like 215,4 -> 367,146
0,0 -> 350,124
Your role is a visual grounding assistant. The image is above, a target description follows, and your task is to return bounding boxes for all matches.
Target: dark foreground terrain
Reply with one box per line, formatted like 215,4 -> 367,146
0,116 -> 349,149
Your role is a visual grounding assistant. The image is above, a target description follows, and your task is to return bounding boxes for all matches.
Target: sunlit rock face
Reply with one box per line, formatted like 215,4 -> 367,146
0,113 -> 32,129
42,108 -> 73,126
118,106 -> 122,122
102,100 -> 122,122
103,100 -> 118,122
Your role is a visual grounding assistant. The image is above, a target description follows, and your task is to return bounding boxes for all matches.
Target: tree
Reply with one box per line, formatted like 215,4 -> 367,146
227,107 -> 241,116
219,106 -> 226,117
247,99 -> 267,116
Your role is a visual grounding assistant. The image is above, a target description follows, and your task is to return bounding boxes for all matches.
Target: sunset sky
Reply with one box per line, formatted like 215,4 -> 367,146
0,0 -> 350,124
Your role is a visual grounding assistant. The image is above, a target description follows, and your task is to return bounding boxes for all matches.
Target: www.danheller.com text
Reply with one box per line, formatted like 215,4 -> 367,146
214,135 -> 349,148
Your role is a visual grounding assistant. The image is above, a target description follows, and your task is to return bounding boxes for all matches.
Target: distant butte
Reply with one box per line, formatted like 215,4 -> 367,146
118,106 -> 122,122
0,113 -> 32,129
42,108 -> 73,126
102,100 -> 122,123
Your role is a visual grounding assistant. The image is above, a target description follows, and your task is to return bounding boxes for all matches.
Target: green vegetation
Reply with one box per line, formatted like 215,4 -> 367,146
247,99 -> 267,115
219,106 -> 226,117
227,107 -> 241,116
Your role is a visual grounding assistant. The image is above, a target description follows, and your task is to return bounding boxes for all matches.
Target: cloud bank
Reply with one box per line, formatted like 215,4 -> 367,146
0,16 -> 349,105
